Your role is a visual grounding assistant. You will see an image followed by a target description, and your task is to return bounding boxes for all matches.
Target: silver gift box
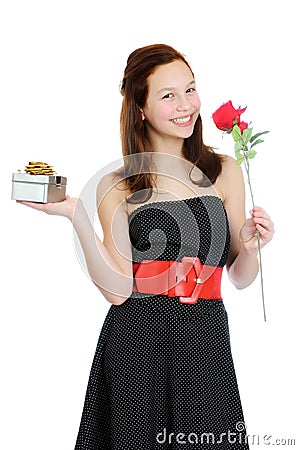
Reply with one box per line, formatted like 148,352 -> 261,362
11,173 -> 67,203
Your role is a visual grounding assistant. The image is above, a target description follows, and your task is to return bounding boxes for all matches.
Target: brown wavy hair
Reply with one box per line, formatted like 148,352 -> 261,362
112,43 -> 223,203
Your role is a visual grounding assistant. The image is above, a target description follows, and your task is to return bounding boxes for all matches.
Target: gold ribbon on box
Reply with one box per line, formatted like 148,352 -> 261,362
20,161 -> 56,176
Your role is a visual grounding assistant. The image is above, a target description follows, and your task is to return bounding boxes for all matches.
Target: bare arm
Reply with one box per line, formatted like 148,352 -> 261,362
216,155 -> 274,289
72,201 -> 133,304
17,173 -> 133,305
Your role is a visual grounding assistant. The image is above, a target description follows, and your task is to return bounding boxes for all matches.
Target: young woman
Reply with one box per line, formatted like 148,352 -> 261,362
18,44 -> 274,449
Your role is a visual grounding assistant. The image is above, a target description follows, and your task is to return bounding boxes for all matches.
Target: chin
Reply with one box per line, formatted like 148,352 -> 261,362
178,128 -> 195,139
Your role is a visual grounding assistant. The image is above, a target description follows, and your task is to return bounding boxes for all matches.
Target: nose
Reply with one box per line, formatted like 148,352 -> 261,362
176,94 -> 192,112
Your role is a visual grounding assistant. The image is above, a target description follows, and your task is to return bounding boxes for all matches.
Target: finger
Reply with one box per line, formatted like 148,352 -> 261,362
256,224 -> 274,243
252,205 -> 264,213
251,206 -> 271,220
16,200 -> 48,211
252,216 -> 273,231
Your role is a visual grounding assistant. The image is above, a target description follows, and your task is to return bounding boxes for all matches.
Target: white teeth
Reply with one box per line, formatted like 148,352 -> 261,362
172,116 -> 191,124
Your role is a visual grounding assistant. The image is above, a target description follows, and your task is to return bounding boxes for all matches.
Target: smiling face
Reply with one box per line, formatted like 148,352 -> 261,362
142,59 -> 201,149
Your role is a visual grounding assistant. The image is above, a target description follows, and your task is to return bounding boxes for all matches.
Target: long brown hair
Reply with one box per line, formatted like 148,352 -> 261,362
113,43 -> 222,203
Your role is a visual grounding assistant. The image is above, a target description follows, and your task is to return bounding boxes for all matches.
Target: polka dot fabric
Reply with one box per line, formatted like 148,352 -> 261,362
74,196 -> 250,449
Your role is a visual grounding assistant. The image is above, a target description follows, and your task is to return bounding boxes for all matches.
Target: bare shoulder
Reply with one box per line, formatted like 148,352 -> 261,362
220,154 -> 242,176
96,171 -> 128,215
215,154 -> 245,202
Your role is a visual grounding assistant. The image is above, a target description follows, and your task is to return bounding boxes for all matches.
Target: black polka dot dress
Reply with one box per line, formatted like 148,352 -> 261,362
74,196 -> 250,449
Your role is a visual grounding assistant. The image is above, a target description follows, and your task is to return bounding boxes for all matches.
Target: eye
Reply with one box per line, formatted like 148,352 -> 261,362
186,87 -> 196,93
162,92 -> 174,99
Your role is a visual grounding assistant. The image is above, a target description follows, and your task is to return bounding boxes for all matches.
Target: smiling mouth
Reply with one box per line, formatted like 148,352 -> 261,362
171,115 -> 192,124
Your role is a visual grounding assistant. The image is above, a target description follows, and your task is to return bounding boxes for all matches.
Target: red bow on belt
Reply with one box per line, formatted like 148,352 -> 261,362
132,256 -> 223,304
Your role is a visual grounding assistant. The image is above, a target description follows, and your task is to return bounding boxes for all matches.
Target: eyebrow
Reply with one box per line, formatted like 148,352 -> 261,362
156,79 -> 196,95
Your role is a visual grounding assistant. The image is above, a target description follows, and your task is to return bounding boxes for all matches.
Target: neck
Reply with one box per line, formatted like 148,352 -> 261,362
147,131 -> 184,158
149,151 -> 189,177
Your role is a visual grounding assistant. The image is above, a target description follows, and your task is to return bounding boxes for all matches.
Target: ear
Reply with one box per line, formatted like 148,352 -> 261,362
140,109 -> 145,121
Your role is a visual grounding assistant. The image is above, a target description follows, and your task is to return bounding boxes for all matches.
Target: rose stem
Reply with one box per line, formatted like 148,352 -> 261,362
243,150 -> 267,322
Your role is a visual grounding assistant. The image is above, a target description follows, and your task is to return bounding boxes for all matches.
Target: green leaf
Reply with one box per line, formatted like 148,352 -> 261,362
250,139 -> 264,148
231,125 -> 242,142
234,141 -> 243,152
241,127 -> 253,145
234,147 -> 240,158
247,149 -> 257,159
236,154 -> 244,165
250,130 -> 270,143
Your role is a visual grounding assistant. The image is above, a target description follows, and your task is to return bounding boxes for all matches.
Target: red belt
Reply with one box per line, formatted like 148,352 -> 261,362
132,256 -> 223,304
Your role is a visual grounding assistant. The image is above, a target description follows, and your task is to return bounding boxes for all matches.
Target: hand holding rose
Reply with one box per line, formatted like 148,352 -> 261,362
240,206 -> 274,254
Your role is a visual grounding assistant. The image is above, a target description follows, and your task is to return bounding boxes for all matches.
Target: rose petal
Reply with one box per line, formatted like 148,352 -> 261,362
212,100 -> 247,131
239,121 -> 248,132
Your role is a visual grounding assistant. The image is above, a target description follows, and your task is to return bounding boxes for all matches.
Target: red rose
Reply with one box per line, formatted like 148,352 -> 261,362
239,121 -> 248,132
212,100 -> 247,132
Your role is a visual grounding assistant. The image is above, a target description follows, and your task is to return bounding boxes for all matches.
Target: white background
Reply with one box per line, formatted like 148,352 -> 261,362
1,0 -> 298,448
